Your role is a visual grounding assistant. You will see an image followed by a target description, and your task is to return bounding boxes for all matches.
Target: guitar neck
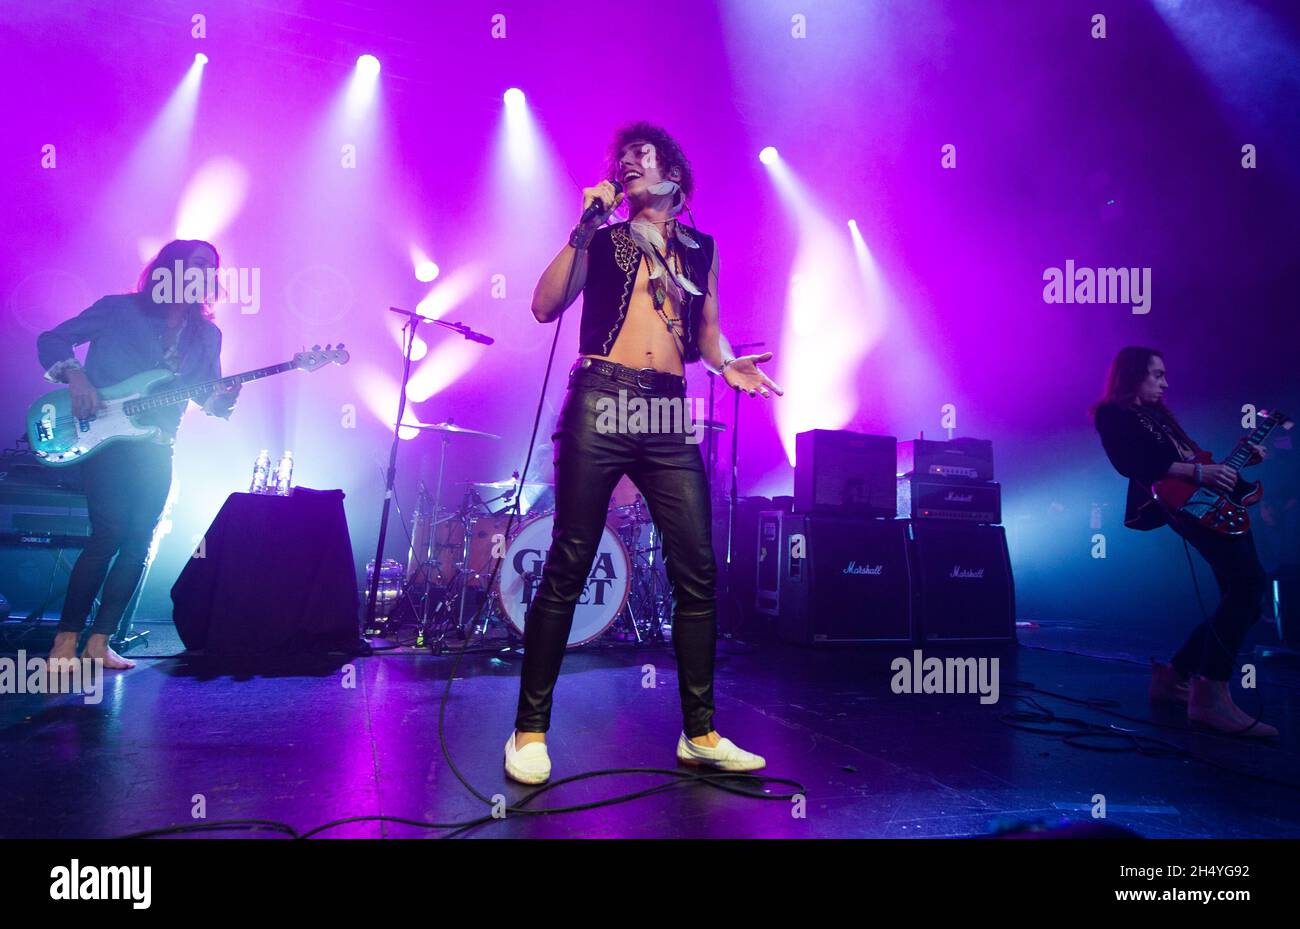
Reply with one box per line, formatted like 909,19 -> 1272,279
1223,416 -> 1280,469
125,362 -> 297,414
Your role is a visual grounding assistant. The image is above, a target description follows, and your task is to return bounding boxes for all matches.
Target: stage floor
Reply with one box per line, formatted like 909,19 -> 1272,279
3,622 -> 1299,839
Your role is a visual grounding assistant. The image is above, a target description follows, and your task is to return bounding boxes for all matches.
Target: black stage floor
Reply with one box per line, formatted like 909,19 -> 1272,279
3,621 -> 1299,839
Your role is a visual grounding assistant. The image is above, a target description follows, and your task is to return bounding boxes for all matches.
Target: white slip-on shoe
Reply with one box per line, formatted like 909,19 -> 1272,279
676,732 -> 766,772
504,732 -> 551,784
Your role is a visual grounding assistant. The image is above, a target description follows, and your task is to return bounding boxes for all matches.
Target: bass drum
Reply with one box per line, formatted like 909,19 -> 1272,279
494,512 -> 630,648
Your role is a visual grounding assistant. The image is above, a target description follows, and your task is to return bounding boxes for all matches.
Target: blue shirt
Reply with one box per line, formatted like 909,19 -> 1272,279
37,292 -> 227,438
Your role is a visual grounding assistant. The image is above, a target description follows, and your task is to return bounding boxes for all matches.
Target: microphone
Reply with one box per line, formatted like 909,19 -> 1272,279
578,179 -> 623,225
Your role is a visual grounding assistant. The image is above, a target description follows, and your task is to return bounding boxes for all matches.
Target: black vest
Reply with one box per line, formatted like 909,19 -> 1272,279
577,221 -> 714,363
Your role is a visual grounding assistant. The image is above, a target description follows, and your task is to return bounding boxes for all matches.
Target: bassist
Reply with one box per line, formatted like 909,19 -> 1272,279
36,240 -> 239,670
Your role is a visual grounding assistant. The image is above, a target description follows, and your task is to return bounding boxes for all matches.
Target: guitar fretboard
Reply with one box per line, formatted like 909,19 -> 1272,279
123,362 -> 297,415
1223,415 -> 1283,469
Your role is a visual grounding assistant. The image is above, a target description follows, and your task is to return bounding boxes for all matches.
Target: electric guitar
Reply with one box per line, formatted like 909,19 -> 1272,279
26,344 -> 349,467
1151,408 -> 1293,535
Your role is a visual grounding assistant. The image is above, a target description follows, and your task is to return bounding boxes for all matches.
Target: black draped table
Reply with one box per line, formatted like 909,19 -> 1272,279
172,488 -> 363,656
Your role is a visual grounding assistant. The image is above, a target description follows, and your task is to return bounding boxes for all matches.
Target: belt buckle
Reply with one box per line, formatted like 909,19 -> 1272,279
634,367 -> 659,391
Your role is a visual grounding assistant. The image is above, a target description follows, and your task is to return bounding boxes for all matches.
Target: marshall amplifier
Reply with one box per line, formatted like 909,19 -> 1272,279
904,520 -> 1015,642
0,456 -> 89,619
897,437 -> 994,482
758,511 -> 913,645
897,476 -> 1002,523
794,429 -> 896,517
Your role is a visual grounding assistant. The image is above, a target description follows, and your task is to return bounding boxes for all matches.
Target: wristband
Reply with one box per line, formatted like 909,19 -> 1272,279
569,224 -> 596,250
1195,463 -> 1203,485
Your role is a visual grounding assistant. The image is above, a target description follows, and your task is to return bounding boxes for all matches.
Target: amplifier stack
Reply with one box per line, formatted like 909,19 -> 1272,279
756,430 -> 1015,644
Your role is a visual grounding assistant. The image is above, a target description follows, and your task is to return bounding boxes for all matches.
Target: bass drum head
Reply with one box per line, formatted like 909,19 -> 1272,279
494,512 -> 630,648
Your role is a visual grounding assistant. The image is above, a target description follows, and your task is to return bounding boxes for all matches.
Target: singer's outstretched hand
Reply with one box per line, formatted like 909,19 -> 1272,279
723,352 -> 784,399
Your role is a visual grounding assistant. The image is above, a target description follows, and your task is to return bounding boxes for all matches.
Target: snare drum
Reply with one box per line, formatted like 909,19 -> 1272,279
493,512 -> 631,647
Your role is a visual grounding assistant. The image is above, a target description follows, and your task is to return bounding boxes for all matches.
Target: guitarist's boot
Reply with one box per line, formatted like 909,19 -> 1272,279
1149,660 -> 1190,704
1188,675 -> 1278,738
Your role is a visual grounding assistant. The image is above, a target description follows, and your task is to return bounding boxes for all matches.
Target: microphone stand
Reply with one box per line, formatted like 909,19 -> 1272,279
718,341 -> 763,644
363,307 -> 493,638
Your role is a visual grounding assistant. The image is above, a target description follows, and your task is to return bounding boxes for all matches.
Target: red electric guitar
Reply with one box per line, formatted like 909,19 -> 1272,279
1151,408 -> 1293,535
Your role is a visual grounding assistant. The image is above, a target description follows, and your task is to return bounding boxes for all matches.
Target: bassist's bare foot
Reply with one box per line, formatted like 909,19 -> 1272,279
1149,660 -> 1190,704
82,634 -> 136,670
1188,675 -> 1277,738
47,632 -> 81,690
48,631 -> 79,664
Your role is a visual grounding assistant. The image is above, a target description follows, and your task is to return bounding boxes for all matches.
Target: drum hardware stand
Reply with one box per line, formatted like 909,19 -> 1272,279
364,306 -> 494,640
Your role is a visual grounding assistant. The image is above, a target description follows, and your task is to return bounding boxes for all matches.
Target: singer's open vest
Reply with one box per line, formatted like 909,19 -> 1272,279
577,221 -> 715,364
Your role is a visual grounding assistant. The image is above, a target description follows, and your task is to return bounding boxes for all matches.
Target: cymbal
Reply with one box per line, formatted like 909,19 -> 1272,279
463,479 -> 555,490
404,422 -> 500,440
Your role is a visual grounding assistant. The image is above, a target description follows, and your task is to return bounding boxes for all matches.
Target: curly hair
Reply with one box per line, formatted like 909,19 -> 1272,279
606,121 -> 695,205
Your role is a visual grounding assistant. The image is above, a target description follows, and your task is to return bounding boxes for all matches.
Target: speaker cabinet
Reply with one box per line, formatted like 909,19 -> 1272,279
758,511 -> 913,644
905,520 -> 1015,642
794,430 -> 896,517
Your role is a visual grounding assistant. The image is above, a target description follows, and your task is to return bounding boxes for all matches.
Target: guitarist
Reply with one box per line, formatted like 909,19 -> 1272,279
36,240 -> 240,671
1093,346 -> 1275,738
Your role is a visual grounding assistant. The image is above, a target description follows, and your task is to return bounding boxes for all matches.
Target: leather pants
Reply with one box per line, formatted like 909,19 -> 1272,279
514,363 -> 717,737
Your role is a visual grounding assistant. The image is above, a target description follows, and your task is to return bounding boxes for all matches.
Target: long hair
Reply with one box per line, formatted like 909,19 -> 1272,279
1091,346 -> 1200,451
136,239 -> 220,320
606,121 -> 695,216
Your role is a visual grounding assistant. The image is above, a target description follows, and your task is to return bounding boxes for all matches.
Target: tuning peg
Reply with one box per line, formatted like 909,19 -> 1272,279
326,343 -> 332,350
338,343 -> 346,349
312,344 -> 321,351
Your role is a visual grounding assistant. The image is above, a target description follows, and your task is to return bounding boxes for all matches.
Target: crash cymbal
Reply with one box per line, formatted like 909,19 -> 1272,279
463,479 -> 555,490
405,422 -> 500,440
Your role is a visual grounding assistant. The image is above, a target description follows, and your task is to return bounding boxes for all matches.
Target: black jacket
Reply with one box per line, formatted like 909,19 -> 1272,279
1094,402 -> 1187,530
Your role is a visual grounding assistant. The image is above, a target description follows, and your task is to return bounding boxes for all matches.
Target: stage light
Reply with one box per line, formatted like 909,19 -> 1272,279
174,155 -> 251,240
504,87 -> 525,108
414,260 -> 440,283
194,52 -> 208,66
847,218 -> 859,231
356,54 -> 380,78
759,146 -> 779,165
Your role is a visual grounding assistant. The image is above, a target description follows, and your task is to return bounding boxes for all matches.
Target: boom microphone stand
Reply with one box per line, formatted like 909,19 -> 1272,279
363,307 -> 494,637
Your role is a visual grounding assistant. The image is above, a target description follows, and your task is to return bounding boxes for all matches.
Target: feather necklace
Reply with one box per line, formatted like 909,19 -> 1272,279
625,180 -> 704,353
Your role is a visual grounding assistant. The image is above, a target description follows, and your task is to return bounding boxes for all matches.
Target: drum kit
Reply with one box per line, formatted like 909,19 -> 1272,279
366,421 -> 690,653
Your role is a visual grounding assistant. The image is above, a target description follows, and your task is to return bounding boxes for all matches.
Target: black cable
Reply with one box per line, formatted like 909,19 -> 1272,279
999,679 -> 1300,793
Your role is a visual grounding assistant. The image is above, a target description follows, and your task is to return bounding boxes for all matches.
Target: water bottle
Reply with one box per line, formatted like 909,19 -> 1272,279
250,449 -> 271,494
275,450 -> 294,496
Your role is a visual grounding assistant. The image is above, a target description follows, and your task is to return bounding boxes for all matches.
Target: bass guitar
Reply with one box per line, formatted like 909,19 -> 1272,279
27,344 -> 349,467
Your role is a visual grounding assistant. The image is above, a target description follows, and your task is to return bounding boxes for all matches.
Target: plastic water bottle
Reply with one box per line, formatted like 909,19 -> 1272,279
275,451 -> 294,496
250,449 -> 271,494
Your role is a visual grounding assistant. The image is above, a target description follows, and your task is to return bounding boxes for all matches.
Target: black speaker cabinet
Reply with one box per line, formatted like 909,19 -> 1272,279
794,429 -> 896,517
758,511 -> 913,645
905,520 -> 1015,642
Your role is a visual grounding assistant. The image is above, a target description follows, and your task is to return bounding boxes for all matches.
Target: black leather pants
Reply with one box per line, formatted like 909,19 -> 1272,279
514,364 -> 717,737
